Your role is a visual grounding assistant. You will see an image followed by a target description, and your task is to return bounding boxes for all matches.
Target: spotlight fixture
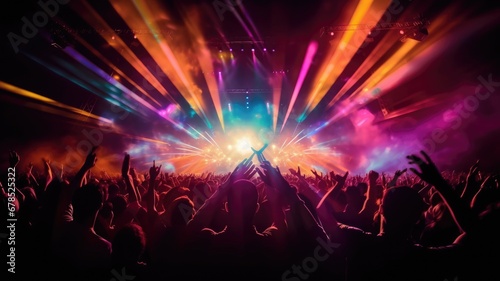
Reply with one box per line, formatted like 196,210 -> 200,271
400,27 -> 429,42
407,27 -> 428,41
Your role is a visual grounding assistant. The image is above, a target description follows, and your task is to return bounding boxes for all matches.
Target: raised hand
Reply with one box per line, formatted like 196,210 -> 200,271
467,160 -> 480,183
83,146 -> 98,170
150,160 -> 161,180
42,158 -> 51,170
329,171 -> 335,181
407,151 -> 444,185
479,175 -> 497,190
121,153 -> 131,177
219,155 -> 256,192
42,158 -> 53,186
311,169 -> 319,177
231,154 -> 256,181
334,171 -> 349,185
368,170 -> 379,183
395,168 -> 408,178
9,150 -> 20,168
130,167 -> 138,177
28,161 -> 34,173
387,168 -> 407,188
257,161 -> 294,195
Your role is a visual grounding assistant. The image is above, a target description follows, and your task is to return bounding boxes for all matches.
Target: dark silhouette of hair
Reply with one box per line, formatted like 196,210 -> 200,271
226,179 -> 259,223
112,223 -> 146,265
108,194 -> 127,217
382,186 -> 425,230
169,196 -> 195,227
108,183 -> 120,198
162,186 -> 191,211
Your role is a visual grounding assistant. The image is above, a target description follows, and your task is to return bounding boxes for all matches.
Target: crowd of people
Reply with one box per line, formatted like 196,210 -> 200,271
1,146 -> 500,281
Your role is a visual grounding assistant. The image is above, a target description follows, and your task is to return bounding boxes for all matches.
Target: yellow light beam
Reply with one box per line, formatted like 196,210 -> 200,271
0,81 -> 113,123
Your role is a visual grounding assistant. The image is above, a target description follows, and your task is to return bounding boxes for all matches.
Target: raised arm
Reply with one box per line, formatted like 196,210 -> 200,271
387,168 -> 407,188
70,146 -> 97,192
26,162 -> 40,189
146,160 -> 161,214
407,151 -> 475,233
187,156 -> 256,233
359,170 -> 381,218
470,175 -> 498,211
258,160 -> 328,242
42,158 -> 53,191
290,166 -> 323,207
121,153 -> 140,203
460,161 -> 481,206
56,147 -> 97,223
316,170 -> 349,213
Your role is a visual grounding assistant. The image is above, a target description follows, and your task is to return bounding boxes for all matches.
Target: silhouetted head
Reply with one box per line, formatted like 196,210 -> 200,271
168,196 -> 195,227
99,201 -> 114,221
108,194 -> 127,217
357,182 -> 368,196
226,179 -> 259,224
108,183 -> 120,198
381,186 -> 425,236
112,223 -> 146,265
72,183 -> 104,223
162,187 -> 191,211
317,180 -> 328,191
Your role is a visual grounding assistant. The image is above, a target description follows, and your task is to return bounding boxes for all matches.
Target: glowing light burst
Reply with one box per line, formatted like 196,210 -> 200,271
125,126 -> 351,175
9,0 -> 491,176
